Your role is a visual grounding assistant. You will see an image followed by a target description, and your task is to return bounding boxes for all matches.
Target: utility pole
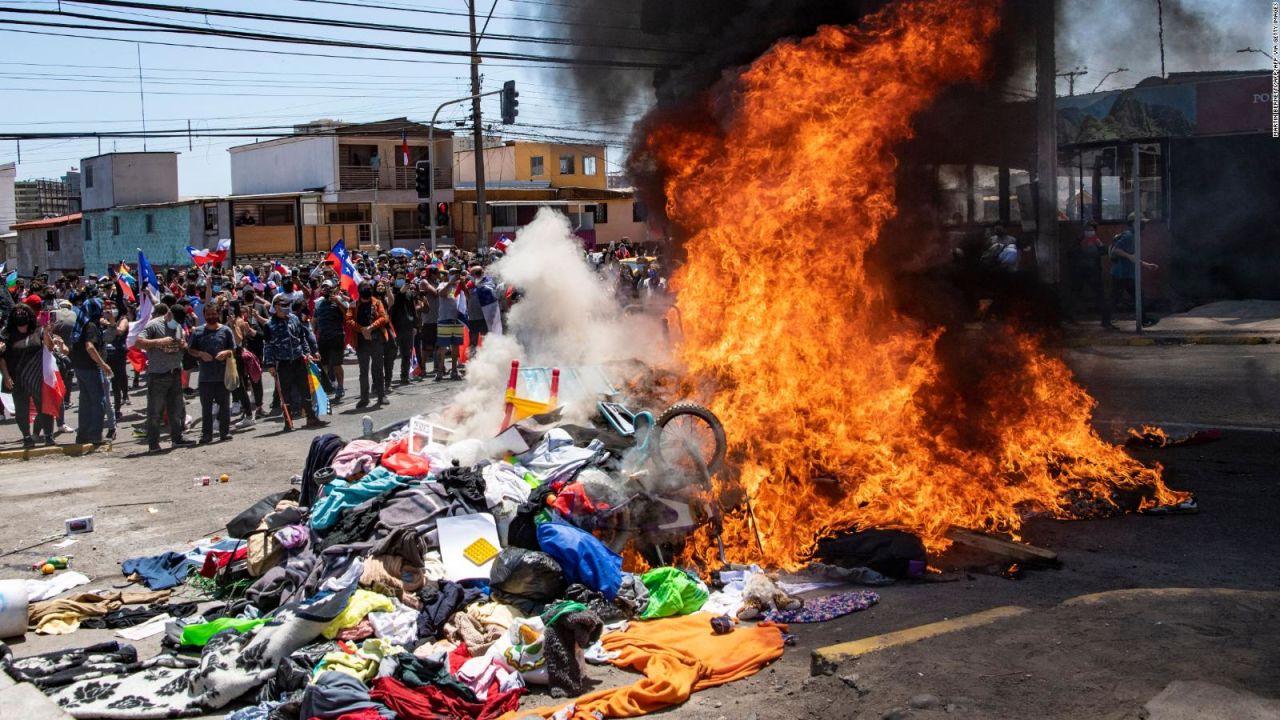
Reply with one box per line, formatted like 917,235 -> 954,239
1156,0 -> 1166,79
1056,66 -> 1088,96
468,0 -> 488,251
1035,0 -> 1060,287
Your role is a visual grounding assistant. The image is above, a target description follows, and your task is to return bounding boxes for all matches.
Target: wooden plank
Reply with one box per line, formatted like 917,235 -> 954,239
945,527 -> 1058,563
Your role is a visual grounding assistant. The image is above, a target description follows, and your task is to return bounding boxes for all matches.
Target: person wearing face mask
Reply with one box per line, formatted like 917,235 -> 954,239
262,294 -> 328,431
135,303 -> 197,453
387,270 -> 417,387
101,301 -> 131,419
0,305 -> 56,447
69,298 -> 113,445
345,282 -> 390,409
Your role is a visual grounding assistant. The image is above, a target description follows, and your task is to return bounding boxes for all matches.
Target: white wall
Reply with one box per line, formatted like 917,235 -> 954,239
229,136 -> 337,195
0,162 -> 14,234
81,153 -> 179,211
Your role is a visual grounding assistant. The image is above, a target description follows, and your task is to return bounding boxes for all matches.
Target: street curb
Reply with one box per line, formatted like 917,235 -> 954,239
1062,335 -> 1276,348
0,442 -> 111,461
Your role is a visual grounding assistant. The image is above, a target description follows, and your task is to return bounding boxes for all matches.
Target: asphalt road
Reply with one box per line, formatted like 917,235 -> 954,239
0,343 -> 1276,718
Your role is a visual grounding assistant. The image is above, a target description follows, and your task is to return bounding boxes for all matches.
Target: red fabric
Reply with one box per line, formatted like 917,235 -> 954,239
370,676 -> 522,720
22,294 -> 42,310
308,709 -> 384,720
550,482 -> 601,517
200,546 -> 248,578
379,436 -> 433,478
126,347 -> 148,374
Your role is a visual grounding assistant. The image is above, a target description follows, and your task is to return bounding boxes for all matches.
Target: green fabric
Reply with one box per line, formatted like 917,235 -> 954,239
179,616 -> 270,647
639,567 -> 709,619
393,652 -> 476,700
539,600 -> 587,627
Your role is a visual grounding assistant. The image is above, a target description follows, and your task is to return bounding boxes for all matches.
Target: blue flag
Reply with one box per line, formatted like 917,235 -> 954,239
137,249 -> 159,293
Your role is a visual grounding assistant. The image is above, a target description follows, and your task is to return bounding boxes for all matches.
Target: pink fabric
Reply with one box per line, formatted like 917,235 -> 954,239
331,439 -> 386,479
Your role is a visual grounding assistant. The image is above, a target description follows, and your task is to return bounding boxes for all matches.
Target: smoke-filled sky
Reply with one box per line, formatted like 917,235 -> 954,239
1056,0 -> 1266,93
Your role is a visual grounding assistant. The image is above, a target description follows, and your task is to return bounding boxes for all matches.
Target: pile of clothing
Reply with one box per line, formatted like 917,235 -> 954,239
2,427 -> 790,720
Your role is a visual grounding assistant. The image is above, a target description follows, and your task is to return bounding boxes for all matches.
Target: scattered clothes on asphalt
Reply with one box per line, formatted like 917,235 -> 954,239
27,590 -> 172,635
0,641 -> 139,689
21,571 -> 92,602
762,590 -> 880,623
120,552 -> 200,590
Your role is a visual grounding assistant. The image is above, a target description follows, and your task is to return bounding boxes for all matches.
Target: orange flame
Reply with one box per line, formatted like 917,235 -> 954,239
642,0 -> 1186,565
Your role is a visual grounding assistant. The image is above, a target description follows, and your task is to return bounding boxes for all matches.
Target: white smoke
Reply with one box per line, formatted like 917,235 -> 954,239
443,208 -> 669,440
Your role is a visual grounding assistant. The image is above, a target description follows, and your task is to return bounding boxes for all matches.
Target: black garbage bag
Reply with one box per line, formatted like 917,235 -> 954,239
813,529 -> 926,579
490,547 -> 567,614
226,488 -> 300,539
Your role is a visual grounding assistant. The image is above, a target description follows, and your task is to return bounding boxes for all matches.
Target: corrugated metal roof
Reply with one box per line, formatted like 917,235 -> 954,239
11,212 -> 81,230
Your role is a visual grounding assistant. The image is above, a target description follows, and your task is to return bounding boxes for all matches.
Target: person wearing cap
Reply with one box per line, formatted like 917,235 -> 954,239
1106,213 -> 1160,329
262,294 -> 328,431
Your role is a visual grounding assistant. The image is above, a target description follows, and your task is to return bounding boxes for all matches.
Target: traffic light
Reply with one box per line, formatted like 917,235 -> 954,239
500,80 -> 519,125
417,202 -> 431,226
435,201 -> 450,228
414,160 -> 431,198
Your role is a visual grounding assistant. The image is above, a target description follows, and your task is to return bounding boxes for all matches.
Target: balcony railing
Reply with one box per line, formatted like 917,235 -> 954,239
339,165 -> 383,190
393,166 -> 453,190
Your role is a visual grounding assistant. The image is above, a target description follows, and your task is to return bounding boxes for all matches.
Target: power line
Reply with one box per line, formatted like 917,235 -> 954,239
0,7 -> 677,66
287,0 -> 664,34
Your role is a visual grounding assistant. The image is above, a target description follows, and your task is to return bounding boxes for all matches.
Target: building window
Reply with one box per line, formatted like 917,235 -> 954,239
492,205 -> 517,227
559,155 -> 575,175
204,205 -> 218,233
326,204 -> 370,223
260,203 -> 295,226
145,214 -> 154,233
632,201 -> 648,222
592,203 -> 608,224
112,216 -> 120,235
583,156 -> 598,176
45,230 -> 60,251
84,166 -> 93,188
530,156 -> 544,176
83,221 -> 92,242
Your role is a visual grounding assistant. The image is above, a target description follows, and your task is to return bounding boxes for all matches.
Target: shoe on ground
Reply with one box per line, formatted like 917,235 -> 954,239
355,398 -> 370,409
44,436 -> 55,446
434,374 -> 445,382
22,436 -> 35,449
377,396 -> 388,406
198,436 -> 214,445
57,424 -> 73,435
304,418 -> 330,429
450,372 -> 462,381
172,437 -> 197,448
183,388 -> 197,397
220,433 -> 233,442
147,443 -> 163,454
234,416 -> 256,430
1141,318 -> 1158,328
106,429 -> 116,441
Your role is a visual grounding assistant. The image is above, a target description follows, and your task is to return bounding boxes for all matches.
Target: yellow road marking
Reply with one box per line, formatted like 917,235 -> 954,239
811,605 -> 1030,669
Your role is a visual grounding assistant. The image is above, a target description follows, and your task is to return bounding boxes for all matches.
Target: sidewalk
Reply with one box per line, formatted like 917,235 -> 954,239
1063,300 -> 1280,347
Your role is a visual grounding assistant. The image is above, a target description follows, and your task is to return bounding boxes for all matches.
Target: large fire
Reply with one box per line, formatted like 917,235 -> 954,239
641,0 -> 1187,564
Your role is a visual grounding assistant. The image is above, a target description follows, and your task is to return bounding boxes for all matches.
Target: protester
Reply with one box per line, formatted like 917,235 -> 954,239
435,271 -> 464,382
262,293 -> 327,431
1107,214 -> 1160,329
312,282 -> 348,402
417,268 -> 441,378
136,303 -> 196,454
188,304 -> 237,444
0,304 -> 56,447
102,300 -> 131,419
463,265 -> 488,359
388,268 -> 417,386
346,282 -> 390,409
69,298 -> 113,445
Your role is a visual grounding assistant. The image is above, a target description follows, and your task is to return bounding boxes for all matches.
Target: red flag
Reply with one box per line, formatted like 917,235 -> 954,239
117,276 -> 136,303
127,347 -> 148,374
401,130 -> 410,166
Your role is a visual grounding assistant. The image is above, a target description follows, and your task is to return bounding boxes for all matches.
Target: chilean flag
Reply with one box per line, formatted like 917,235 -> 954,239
273,261 -> 289,276
188,238 -> 230,266
493,234 -> 513,253
325,239 -> 360,300
401,130 -> 410,166
40,344 -> 65,416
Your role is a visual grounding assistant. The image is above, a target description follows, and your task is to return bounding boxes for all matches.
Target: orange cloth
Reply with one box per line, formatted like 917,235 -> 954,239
379,436 -> 433,477
502,613 -> 785,719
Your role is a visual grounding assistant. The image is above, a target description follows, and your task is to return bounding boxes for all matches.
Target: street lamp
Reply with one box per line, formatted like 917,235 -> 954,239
1091,67 -> 1129,93
1237,47 -> 1275,61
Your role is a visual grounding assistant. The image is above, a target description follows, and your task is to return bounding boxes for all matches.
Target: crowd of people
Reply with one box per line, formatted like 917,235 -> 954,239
0,245 -> 516,453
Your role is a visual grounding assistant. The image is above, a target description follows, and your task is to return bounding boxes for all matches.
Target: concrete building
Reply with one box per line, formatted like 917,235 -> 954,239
79,151 -> 229,273
0,162 -> 15,235
11,212 -> 82,278
228,118 -> 455,255
81,153 -> 178,211
14,170 -> 81,221
453,140 -> 655,248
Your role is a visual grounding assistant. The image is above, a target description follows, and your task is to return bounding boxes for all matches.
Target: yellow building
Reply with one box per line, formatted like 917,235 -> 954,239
454,141 -> 607,190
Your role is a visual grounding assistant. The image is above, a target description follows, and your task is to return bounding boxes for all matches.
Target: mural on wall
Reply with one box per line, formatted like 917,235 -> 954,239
1057,85 -> 1196,145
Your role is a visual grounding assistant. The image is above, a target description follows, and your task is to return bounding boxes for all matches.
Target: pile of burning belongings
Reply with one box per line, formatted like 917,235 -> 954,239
0,412 -> 901,720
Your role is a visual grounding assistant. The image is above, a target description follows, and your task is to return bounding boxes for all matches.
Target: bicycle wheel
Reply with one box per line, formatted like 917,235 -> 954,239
655,402 -> 727,475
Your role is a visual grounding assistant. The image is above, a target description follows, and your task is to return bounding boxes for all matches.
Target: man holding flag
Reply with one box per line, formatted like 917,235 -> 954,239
325,239 -> 361,300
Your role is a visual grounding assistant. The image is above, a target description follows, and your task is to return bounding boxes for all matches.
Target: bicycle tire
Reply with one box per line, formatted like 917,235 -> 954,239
655,402 -> 727,474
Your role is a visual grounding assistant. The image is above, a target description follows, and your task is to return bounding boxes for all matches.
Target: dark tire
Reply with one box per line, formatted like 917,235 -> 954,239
655,402 -> 726,475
